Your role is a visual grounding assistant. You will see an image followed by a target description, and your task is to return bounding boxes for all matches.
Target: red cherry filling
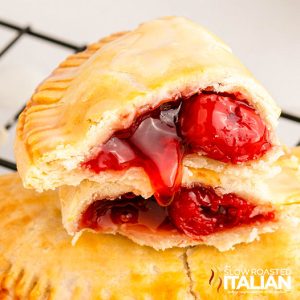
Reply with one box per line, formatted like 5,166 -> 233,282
83,92 -> 271,205
179,93 -> 271,163
80,187 -> 275,238
80,194 -> 173,231
168,187 -> 275,237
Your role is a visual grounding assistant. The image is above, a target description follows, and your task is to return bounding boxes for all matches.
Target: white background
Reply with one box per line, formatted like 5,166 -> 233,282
0,0 -> 299,173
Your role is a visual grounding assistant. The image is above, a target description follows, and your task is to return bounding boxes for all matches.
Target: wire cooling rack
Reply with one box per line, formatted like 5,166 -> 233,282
0,19 -> 299,173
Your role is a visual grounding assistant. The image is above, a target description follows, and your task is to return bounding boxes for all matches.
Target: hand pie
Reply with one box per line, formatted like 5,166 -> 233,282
16,16 -> 281,192
15,16 -> 287,249
60,147 -> 300,250
0,173 -> 299,299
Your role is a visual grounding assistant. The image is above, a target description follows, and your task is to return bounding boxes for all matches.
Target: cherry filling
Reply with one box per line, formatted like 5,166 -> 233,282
81,194 -> 174,233
83,92 -> 271,205
179,93 -> 271,163
80,187 -> 275,238
168,187 -> 274,236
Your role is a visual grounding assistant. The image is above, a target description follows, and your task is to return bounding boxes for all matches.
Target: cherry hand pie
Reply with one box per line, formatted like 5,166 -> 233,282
15,16 -> 294,250
0,173 -> 299,299
60,147 -> 300,250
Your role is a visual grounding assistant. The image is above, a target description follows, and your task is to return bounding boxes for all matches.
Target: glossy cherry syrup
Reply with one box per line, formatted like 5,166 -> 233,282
80,187 -> 275,237
83,92 -> 271,205
84,102 -> 184,206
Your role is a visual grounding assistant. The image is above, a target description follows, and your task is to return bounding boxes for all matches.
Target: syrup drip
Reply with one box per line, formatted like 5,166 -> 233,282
84,103 -> 184,206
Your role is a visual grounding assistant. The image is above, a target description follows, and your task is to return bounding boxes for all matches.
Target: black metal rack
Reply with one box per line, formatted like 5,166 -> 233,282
0,19 -> 299,172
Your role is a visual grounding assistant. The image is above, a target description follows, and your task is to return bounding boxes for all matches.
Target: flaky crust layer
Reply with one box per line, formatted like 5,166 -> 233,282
0,173 -> 299,299
15,16 -> 281,192
59,148 -> 300,250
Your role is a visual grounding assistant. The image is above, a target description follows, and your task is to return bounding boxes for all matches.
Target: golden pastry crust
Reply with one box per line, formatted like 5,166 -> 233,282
0,174 -> 192,299
15,16 -> 281,192
59,148 -> 300,250
0,173 -> 299,299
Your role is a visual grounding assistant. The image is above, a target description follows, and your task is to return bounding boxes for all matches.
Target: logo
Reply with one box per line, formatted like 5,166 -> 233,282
209,268 -> 223,292
209,266 -> 292,294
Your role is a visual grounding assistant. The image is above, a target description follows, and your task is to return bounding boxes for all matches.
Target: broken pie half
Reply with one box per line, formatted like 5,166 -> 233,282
61,146 -> 300,250
15,16 -> 293,250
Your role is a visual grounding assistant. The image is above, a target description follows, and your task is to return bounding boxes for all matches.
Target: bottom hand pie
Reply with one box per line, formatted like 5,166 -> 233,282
59,148 -> 300,251
0,173 -> 299,299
